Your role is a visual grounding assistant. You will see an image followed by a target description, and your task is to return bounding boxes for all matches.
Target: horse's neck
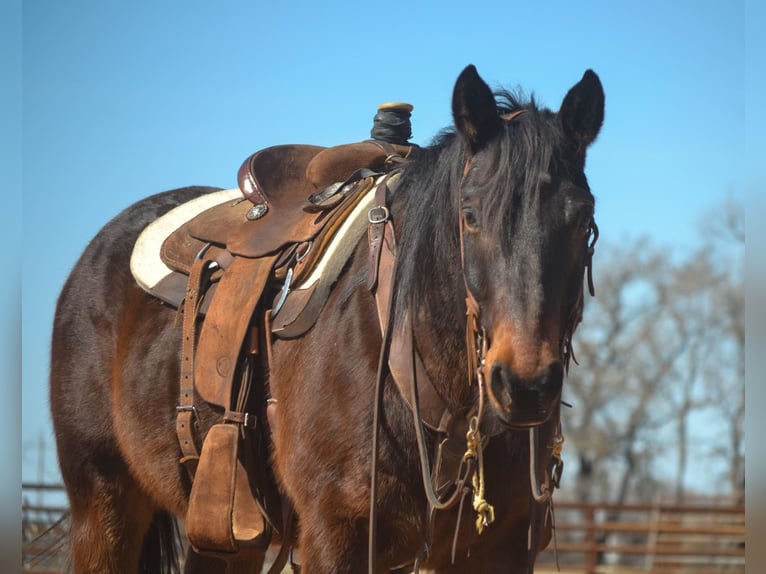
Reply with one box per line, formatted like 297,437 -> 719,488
410,292 -> 473,410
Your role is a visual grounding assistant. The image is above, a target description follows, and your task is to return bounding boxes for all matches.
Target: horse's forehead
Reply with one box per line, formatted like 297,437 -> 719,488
463,118 -> 591,212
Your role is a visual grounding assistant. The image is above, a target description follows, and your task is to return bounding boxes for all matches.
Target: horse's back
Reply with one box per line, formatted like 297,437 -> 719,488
51,185 -> 216,399
49,185 -> 219,514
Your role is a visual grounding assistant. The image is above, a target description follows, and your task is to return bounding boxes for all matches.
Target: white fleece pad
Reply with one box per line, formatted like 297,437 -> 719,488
130,188 -> 242,292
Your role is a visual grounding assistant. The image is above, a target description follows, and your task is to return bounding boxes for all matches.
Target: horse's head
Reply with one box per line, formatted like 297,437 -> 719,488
452,65 -> 604,428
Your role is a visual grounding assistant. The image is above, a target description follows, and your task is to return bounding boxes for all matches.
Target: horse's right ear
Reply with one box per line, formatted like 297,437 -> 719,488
452,65 -> 502,153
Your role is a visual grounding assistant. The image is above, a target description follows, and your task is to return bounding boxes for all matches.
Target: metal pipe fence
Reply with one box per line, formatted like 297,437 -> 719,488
22,484 -> 744,573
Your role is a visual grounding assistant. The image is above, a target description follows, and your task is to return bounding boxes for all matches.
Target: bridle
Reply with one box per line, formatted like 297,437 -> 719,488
454,108 -> 599,570
367,109 -> 599,573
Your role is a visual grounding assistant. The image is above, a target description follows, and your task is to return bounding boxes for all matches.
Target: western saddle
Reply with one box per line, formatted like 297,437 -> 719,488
134,104 -> 418,566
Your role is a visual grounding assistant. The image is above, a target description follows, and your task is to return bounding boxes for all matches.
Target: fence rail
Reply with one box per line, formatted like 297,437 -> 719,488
22,485 -> 744,573
536,499 -> 745,573
22,483 -> 69,573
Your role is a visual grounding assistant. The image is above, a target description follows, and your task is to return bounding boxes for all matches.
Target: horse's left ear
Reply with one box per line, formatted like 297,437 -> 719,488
559,70 -> 605,157
452,65 -> 503,153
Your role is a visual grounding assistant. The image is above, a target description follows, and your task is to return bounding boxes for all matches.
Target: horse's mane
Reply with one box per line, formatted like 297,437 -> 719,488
392,90 -> 561,320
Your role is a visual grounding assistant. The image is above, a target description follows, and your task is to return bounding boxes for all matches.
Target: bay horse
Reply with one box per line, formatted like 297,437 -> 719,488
50,64 -> 604,573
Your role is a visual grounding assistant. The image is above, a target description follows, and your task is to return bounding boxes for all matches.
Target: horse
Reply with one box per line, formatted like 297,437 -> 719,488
49,64 -> 604,573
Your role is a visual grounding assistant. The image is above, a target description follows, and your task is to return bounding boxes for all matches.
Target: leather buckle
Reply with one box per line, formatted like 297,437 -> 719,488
223,409 -> 258,429
243,413 -> 257,429
368,206 -> 389,224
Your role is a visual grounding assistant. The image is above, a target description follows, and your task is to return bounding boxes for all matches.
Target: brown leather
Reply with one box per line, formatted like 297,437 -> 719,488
186,423 -> 267,555
177,257 -> 217,476
370,203 -> 451,432
270,177 -> 376,337
172,181 -> 345,262
287,175 -> 377,285
161,225 -> 225,276
306,140 -> 414,189
366,174 -> 392,291
161,175 -> 373,289
238,144 -> 325,204
270,282 -> 321,338
147,270 -> 196,310
188,198 -> 313,260
163,145 -> 327,264
389,310 -> 451,432
160,143 -> 411,282
194,254 -> 279,408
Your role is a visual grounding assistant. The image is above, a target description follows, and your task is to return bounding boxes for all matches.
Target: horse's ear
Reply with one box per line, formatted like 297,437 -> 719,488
452,65 -> 503,153
559,69 -> 605,157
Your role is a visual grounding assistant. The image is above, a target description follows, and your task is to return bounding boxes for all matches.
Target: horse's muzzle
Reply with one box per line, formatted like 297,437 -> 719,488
487,361 -> 564,427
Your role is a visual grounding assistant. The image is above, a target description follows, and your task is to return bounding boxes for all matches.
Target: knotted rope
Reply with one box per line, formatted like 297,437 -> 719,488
463,417 -> 494,534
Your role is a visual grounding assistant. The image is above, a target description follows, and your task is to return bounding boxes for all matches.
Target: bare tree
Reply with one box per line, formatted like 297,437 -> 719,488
696,196 -> 745,496
559,197 -> 744,503
563,239 -> 679,503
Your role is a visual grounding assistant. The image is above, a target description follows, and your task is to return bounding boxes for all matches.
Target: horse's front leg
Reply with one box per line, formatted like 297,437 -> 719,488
427,503 -> 539,574
296,507 -> 376,574
431,534 -> 535,574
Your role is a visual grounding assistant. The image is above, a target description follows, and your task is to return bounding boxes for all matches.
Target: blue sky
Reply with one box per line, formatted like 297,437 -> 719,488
17,1 -> 749,491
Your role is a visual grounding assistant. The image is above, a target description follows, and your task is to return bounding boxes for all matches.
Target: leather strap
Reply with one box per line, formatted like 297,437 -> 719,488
371,220 -> 451,432
222,409 -> 257,428
368,224 -> 397,574
367,178 -> 477,574
194,254 -> 280,409
177,255 -> 217,476
367,170 -> 474,432
266,500 -> 295,574
366,173 -> 395,291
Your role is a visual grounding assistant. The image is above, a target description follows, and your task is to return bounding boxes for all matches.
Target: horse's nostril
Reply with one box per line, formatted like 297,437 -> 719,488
488,361 -> 564,425
491,361 -> 563,395
489,364 -> 514,412
539,361 -> 564,396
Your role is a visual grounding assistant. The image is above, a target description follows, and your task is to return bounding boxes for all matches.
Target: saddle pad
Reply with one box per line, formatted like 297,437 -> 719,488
271,173 -> 397,337
130,188 -> 242,303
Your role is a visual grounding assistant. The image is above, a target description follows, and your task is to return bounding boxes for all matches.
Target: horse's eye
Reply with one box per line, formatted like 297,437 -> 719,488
462,207 -> 480,232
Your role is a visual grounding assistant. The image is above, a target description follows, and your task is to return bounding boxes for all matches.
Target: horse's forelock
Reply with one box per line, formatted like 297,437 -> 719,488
484,96 -> 561,250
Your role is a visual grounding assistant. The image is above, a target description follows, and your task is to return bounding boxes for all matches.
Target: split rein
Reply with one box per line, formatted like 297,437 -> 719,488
366,160 -> 494,573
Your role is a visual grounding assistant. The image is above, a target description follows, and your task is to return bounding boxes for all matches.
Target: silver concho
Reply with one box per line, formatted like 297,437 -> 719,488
246,203 -> 269,220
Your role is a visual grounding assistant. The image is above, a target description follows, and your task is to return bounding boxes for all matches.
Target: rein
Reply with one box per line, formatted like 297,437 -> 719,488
367,174 -> 479,574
